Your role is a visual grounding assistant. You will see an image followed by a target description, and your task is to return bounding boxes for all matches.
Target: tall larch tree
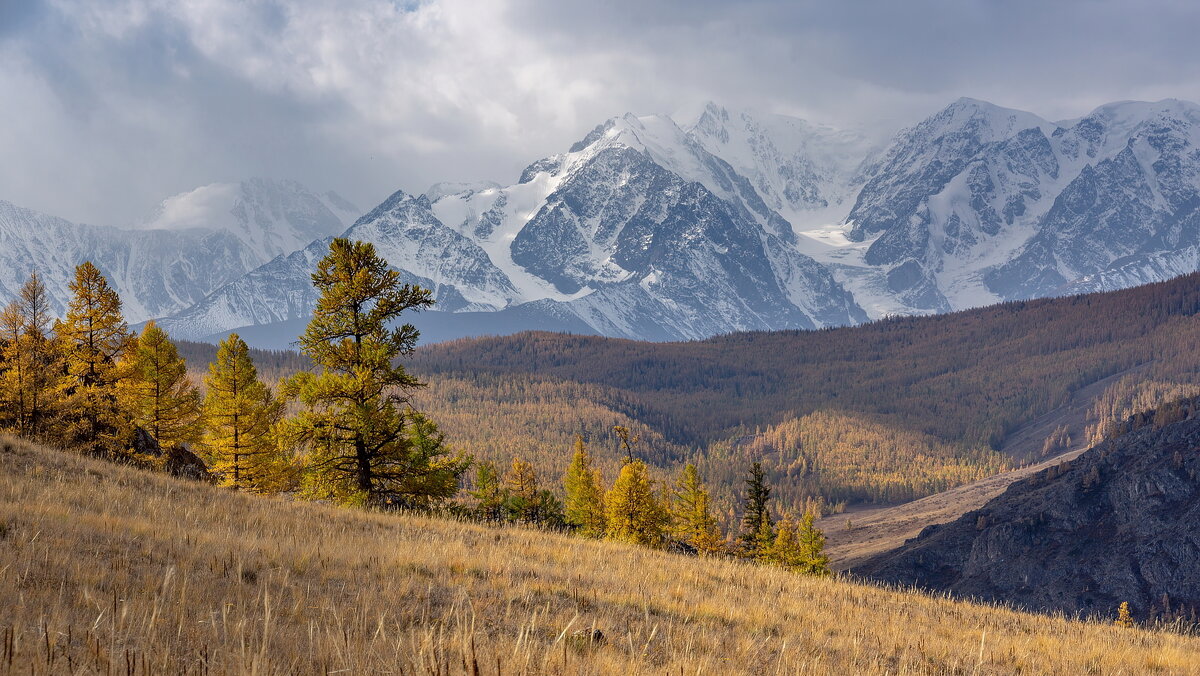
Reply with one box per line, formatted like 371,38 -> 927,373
741,461 -> 774,558
58,262 -> 132,457
563,435 -> 606,537
605,460 -> 666,546
0,273 -> 68,438
285,238 -> 469,507
794,510 -> 831,576
0,301 -> 26,432
201,333 -> 288,492
670,463 -> 725,554
505,456 -> 540,521
119,322 -> 202,449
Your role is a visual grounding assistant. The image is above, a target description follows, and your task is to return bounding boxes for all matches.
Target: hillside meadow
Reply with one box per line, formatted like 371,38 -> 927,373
3,437 -> 1198,674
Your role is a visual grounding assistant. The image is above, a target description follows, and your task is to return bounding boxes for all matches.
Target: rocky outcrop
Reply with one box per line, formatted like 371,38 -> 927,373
857,398 -> 1200,621
127,427 -> 213,483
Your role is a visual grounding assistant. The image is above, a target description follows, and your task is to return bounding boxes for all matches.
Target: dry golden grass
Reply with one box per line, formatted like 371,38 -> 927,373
3,437 -> 1199,675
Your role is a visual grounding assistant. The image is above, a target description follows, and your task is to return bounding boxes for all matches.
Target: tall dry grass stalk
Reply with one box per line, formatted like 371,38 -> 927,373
2,436 -> 1197,674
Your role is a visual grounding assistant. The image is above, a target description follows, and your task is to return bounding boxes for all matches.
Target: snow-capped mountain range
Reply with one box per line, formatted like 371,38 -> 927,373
7,98 -> 1200,347
0,179 -> 357,323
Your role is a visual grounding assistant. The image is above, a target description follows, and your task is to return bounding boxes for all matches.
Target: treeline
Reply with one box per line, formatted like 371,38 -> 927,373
700,411 -> 1011,507
464,437 -> 829,573
0,239 -> 830,577
0,242 -> 467,507
411,274 -> 1200,483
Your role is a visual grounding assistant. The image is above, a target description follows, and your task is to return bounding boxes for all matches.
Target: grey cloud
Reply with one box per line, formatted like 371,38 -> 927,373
1,0 -> 1198,226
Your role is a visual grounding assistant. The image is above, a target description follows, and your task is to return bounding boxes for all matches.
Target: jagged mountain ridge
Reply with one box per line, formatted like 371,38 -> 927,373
839,97 -> 1200,315
10,98 -> 1200,345
160,108 -> 869,344
0,179 -> 357,323
161,97 -> 1200,347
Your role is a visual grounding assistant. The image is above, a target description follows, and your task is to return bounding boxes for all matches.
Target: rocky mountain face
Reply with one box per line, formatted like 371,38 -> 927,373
842,98 -> 1200,315
10,98 -> 1200,345
160,109 -> 869,345
857,398 -> 1200,621
0,179 -> 357,324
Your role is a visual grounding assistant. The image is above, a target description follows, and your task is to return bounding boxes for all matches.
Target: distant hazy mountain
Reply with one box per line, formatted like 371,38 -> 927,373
0,179 -> 357,323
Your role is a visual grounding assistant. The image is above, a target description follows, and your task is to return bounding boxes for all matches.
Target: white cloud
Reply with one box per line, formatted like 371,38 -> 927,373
2,0 -> 1199,225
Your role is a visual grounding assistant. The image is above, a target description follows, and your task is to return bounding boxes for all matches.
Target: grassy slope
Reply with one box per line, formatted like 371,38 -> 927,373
3,438 -> 1197,675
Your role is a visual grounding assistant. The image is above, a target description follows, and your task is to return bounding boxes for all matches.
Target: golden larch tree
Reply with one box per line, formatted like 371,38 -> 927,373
0,273 -> 68,438
767,511 -> 831,575
670,463 -> 725,554
202,333 -> 289,492
605,460 -> 666,547
58,262 -> 132,457
119,321 -> 202,449
0,301 -> 27,432
505,456 -> 540,521
563,435 -> 607,537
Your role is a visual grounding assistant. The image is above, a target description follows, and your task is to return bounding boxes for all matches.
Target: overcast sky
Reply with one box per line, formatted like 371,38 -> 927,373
2,0 -> 1199,225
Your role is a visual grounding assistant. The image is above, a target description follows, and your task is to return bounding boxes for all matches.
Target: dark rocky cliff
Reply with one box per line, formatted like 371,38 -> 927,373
857,397 -> 1200,621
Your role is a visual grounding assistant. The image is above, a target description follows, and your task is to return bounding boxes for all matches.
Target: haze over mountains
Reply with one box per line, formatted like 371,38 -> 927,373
0,179 -> 358,323
7,97 -> 1200,346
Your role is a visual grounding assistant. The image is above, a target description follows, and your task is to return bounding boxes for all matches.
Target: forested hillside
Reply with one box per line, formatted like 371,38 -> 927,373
406,274 -> 1200,514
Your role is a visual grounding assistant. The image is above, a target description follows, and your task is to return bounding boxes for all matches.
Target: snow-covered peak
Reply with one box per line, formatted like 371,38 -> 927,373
1068,98 -> 1200,128
918,97 -> 1057,142
562,113 -> 693,171
687,102 -> 876,226
139,178 -> 357,262
423,181 -> 502,203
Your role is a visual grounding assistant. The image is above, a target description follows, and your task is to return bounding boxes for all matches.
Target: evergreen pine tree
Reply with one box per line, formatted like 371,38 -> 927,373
740,461 -> 773,557
605,460 -> 666,546
285,239 -> 469,507
753,511 -> 777,561
119,322 -> 202,449
201,333 -> 289,492
531,489 -> 567,529
469,461 -> 506,521
58,262 -> 132,457
670,463 -> 724,554
563,435 -> 606,537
